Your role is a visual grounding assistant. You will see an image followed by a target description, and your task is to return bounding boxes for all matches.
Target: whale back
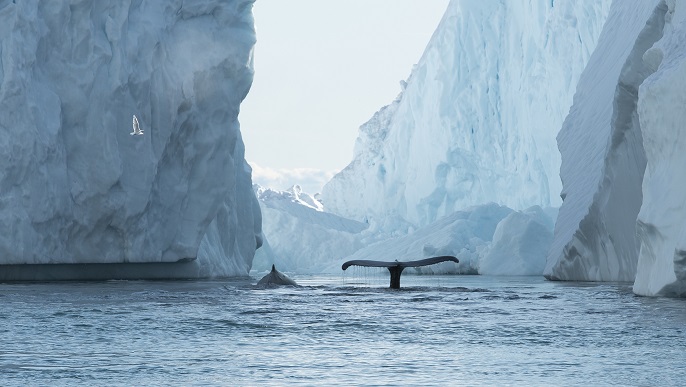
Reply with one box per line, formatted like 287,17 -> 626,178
257,264 -> 298,286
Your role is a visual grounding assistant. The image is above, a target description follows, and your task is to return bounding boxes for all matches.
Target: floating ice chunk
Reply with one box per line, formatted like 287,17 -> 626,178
479,207 -> 554,276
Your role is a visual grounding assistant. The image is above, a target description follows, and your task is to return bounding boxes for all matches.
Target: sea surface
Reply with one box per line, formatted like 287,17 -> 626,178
1,273 -> 685,386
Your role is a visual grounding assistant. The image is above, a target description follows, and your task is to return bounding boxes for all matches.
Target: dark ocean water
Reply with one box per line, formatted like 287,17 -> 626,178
1,274 -> 685,386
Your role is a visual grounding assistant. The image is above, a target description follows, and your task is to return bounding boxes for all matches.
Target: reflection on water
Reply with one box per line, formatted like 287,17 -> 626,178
1,275 -> 685,386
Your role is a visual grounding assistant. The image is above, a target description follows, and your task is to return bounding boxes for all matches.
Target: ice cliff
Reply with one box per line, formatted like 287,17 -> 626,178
545,0 -> 665,282
634,0 -> 686,296
0,0 -> 261,277
546,0 -> 686,296
322,0 -> 611,229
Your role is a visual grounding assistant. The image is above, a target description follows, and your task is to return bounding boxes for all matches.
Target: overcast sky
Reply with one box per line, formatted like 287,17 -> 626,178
240,0 -> 450,192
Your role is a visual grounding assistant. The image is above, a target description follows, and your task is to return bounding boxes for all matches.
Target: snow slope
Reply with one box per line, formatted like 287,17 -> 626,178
0,1 -> 260,277
323,0 -> 611,229
634,0 -> 686,296
545,0 -> 665,282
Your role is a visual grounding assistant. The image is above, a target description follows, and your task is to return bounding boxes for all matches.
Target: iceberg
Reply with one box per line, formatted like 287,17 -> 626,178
634,0 -> 686,296
322,0 -> 611,230
545,0 -> 665,282
480,207 -> 555,276
0,0 -> 261,278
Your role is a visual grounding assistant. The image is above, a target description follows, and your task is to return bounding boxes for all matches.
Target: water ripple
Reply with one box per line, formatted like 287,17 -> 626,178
0,276 -> 685,386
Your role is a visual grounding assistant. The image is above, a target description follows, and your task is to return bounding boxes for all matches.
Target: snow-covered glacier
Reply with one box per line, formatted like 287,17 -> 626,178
545,0 -> 666,282
0,0 -> 261,278
634,0 -> 686,296
322,0 -> 611,229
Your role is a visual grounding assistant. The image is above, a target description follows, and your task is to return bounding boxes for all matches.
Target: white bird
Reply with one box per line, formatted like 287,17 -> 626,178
130,114 -> 144,135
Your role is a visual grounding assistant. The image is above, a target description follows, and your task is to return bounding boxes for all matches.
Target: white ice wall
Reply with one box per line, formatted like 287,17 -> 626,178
545,0 -> 666,282
0,0 -> 261,277
323,0 -> 610,229
634,0 -> 686,296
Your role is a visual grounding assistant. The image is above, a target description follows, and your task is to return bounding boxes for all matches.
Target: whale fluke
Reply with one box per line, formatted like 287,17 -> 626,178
257,264 -> 298,287
341,256 -> 459,289
341,256 -> 459,271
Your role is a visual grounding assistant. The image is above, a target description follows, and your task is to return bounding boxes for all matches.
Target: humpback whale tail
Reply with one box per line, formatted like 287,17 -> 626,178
341,256 -> 459,289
